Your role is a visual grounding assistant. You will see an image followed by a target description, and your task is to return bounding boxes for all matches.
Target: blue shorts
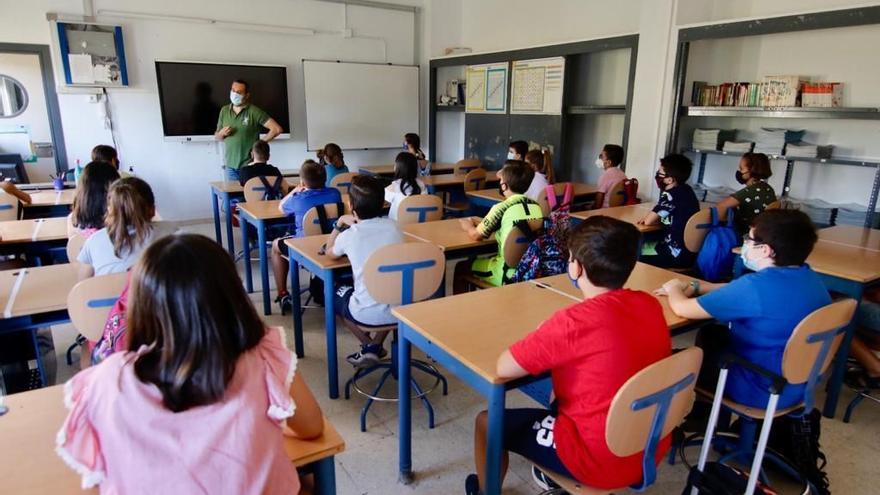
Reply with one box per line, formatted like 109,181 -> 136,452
502,408 -> 574,479
859,300 -> 880,337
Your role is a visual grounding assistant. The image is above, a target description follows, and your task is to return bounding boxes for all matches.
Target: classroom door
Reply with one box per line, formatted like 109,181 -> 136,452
0,52 -> 57,182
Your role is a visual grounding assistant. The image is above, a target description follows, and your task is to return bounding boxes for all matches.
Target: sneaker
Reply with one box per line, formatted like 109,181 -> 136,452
275,292 -> 292,315
346,344 -> 382,368
464,473 -> 481,495
531,465 -> 561,491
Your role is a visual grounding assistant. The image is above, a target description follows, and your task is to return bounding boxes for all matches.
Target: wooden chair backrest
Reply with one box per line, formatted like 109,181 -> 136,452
502,217 -> 545,268
362,243 -> 445,305
782,299 -> 857,385
302,203 -> 348,237
462,168 -> 487,193
454,158 -> 482,175
0,191 -> 19,221
396,194 -> 443,225
66,272 -> 129,341
605,347 -> 703,457
66,233 -> 88,262
766,200 -> 782,210
330,172 -> 358,195
243,176 -> 283,203
683,207 -> 713,254
607,180 -> 627,207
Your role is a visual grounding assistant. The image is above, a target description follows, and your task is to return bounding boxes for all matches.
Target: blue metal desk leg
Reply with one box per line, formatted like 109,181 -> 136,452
322,268 -> 339,399
485,385 -> 506,495
241,216 -> 253,293
823,282 -> 864,418
398,324 -> 414,484
30,328 -> 47,387
313,456 -> 337,495
223,192 -> 235,256
290,258 -> 304,358
257,219 -> 271,315
211,189 -> 221,245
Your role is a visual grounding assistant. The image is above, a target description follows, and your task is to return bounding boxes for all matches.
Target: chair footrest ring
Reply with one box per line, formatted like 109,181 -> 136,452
349,359 -> 443,402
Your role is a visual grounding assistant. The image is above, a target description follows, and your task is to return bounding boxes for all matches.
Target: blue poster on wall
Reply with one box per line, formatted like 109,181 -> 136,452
56,22 -> 129,87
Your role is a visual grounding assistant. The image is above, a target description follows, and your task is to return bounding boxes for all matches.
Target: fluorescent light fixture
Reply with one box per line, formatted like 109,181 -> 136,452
97,10 -> 315,35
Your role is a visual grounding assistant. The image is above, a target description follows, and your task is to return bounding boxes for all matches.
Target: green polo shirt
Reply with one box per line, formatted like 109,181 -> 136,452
216,104 -> 270,170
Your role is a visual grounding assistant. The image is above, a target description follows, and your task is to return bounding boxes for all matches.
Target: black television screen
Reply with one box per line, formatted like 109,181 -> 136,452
155,61 -> 290,137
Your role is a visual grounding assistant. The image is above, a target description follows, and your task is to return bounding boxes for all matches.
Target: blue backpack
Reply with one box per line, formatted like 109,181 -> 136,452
696,207 -> 738,282
511,184 -> 572,283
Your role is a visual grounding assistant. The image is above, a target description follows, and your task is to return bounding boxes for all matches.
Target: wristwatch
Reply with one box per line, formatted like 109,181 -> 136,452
689,280 -> 701,297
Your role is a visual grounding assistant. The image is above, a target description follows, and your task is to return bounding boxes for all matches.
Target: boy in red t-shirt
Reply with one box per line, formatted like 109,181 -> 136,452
466,216 -> 672,494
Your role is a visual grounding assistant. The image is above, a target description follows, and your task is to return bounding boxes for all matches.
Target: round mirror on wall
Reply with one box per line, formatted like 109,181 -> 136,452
0,75 -> 28,118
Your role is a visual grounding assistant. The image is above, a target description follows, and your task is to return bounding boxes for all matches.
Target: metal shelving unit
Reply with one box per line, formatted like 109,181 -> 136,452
682,106 -> 880,120
566,105 -> 626,115
667,6 -> 880,228
435,105 -> 464,112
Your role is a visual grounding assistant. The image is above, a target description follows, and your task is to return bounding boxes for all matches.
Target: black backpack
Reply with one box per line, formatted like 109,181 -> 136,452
766,408 -> 829,495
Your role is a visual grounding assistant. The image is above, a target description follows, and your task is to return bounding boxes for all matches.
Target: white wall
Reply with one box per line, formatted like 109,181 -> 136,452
426,0 -> 880,210
3,0 -> 422,221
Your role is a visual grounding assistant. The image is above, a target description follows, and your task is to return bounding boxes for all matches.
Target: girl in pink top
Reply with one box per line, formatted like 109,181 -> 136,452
57,233 -> 324,494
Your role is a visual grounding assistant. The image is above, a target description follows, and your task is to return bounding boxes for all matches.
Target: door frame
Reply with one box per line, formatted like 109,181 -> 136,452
0,43 -> 68,176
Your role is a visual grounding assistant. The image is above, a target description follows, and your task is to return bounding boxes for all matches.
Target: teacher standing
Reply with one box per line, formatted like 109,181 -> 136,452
215,79 -> 283,182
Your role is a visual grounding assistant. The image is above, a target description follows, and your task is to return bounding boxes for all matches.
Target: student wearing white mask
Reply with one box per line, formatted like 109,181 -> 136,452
507,140 -> 528,161
215,79 -> 283,182
592,144 -> 627,209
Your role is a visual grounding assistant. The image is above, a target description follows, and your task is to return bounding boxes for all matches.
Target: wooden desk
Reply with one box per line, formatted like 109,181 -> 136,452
21,189 -> 76,219
358,162 -> 457,177
0,385 -> 344,494
0,264 -> 79,386
572,203 -> 659,232
394,263 -> 702,493
209,179 -> 295,256
422,171 -> 499,192
401,217 -> 495,253
467,183 -> 598,209
0,217 -> 68,244
237,200 -> 295,315
818,225 -> 880,251
284,234 -> 417,398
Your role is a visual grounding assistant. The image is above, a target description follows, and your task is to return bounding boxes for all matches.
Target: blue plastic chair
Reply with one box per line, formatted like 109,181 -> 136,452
343,242 -> 449,432
539,347 -> 703,494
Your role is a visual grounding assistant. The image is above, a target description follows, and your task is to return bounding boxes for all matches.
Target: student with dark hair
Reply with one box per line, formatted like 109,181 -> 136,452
271,159 -> 343,312
465,216 -> 672,494
657,209 -> 831,410
326,175 -> 404,367
507,140 -> 529,161
638,153 -> 700,268
523,149 -> 552,200
69,161 -> 121,237
322,142 -> 349,187
237,140 -> 288,192
715,152 -> 777,234
58,234 -> 324,493
454,160 -> 544,292
403,132 -> 426,160
386,152 -> 427,221
593,144 -> 627,209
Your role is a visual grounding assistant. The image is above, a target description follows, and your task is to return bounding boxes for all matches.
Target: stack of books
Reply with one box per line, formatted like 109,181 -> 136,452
692,81 -> 765,107
692,128 -> 737,151
754,128 -> 805,155
802,83 -> 843,107
785,142 -> 833,159
722,141 -> 755,153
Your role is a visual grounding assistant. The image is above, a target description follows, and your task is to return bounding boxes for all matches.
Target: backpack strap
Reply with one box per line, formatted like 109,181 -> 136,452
724,206 -> 735,228
544,185 -> 558,211
257,175 -> 283,200
561,182 -> 573,208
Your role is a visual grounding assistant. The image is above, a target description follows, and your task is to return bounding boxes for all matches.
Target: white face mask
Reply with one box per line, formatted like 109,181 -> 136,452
594,158 -> 605,169
230,91 -> 244,106
507,151 -> 516,160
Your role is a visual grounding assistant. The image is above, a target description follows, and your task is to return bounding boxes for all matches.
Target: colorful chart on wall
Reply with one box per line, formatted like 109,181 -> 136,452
465,62 -> 508,114
511,57 -> 565,115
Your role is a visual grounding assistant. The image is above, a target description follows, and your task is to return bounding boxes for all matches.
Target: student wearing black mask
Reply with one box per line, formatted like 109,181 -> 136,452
715,152 -> 776,235
638,154 -> 700,268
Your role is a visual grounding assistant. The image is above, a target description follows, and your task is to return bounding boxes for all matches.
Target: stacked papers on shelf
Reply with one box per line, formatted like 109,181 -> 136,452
785,142 -> 833,159
754,128 -> 805,155
693,128 -> 737,151
722,141 -> 755,153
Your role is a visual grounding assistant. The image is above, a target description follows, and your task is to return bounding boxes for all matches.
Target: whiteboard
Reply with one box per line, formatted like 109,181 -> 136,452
303,60 -> 419,151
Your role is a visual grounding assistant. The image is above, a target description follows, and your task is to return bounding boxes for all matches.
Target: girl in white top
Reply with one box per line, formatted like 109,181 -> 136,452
524,149 -> 553,200
385,152 -> 427,221
77,177 -> 163,279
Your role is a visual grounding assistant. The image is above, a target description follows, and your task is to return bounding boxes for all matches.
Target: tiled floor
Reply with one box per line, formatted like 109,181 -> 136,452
47,221 -> 880,494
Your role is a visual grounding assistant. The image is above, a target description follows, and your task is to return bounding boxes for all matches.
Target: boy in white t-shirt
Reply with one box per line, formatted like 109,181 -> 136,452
326,175 -> 405,367
593,144 -> 627,209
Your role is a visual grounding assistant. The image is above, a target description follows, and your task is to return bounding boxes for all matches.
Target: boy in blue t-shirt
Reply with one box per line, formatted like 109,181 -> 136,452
639,153 -> 701,269
657,209 -> 831,410
271,159 -> 342,312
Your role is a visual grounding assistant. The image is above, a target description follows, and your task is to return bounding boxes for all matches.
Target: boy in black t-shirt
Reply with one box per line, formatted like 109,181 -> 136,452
638,153 -> 700,268
238,141 -> 288,195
